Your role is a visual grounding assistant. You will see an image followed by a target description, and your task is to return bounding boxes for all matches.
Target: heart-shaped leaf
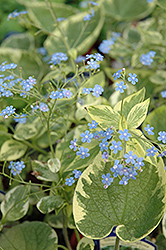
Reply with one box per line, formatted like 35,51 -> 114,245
0,221 -> 58,250
44,6 -> 104,55
73,153 -> 166,241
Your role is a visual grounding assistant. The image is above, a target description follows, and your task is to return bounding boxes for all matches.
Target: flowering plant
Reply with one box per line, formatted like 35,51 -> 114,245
0,0 -> 166,250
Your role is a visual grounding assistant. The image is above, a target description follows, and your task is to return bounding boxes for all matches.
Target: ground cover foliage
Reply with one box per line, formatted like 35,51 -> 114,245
0,0 -> 166,249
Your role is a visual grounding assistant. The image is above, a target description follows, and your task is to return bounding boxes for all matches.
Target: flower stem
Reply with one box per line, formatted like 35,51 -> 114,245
114,236 -> 120,250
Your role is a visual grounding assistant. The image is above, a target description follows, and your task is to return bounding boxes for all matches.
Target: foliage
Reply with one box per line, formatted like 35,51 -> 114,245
0,0 -> 166,249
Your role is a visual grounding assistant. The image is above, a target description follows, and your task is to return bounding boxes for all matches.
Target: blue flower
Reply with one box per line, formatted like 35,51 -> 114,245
113,70 -> 122,80
75,55 -> 86,63
8,161 -> 25,175
119,129 -> 131,141
134,157 -> 144,169
144,124 -> 154,135
83,14 -> 91,21
147,0 -> 154,3
94,53 -> 104,62
147,50 -> 156,57
69,138 -> 77,151
39,103 -> 49,112
87,1 -> 99,5
99,139 -> 109,152
88,120 -> 98,129
105,128 -> 113,140
157,151 -> 166,158
57,17 -> 66,22
92,84 -> 104,97
102,173 -> 113,186
112,32 -> 121,41
14,114 -> 27,124
80,130 -> 93,143
7,10 -> 27,20
110,160 -> 123,177
127,168 -> 137,180
147,146 -> 158,157
50,91 -> 60,99
98,39 -> 114,54
109,140 -> 122,154
102,151 -> 109,161
82,88 -> 92,94
115,81 -> 127,93
124,151 -> 137,164
86,59 -> 100,70
73,169 -> 82,178
140,53 -> 153,66
157,131 -> 166,143
65,177 -> 75,186
76,147 -> 90,159
63,89 -> 73,99
49,52 -> 68,65
0,105 -> 16,118
128,73 -> 138,85
119,176 -> 128,185
161,90 -> 166,98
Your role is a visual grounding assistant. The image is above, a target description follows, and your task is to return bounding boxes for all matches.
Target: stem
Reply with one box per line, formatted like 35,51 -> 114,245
114,236 -> 120,250
74,228 -> 81,243
21,140 -> 47,155
62,213 -> 72,250
47,119 -> 55,158
57,245 -> 69,250
44,0 -> 76,71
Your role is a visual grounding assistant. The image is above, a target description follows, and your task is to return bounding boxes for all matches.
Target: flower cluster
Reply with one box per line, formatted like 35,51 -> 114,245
113,69 -> 138,93
161,90 -> 166,98
50,89 -> 73,99
65,169 -> 82,186
85,53 -> 103,70
82,84 -> 104,97
7,10 -> 27,21
49,52 -> 68,66
140,51 -> 156,66
102,151 -> 144,188
0,61 -> 17,72
8,161 -> 25,176
98,32 -> 121,54
0,105 -> 16,119
14,114 -> 27,124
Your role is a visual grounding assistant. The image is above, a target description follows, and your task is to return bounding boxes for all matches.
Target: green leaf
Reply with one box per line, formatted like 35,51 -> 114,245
162,211 -> 166,238
126,98 -> 150,129
47,158 -> 61,173
142,105 -> 166,142
76,237 -> 95,250
119,115 -> 127,130
73,153 -> 166,241
87,105 -> 121,130
46,210 -> 75,229
61,141 -> 100,176
0,48 -> 43,80
0,221 -> 58,250
114,88 -> 145,118
44,6 -> 104,55
0,132 -> 12,148
150,70 -> 166,85
102,0 -> 155,21
13,123 -> 38,141
138,28 -> 163,45
0,139 -> 27,161
37,195 -> 65,214
32,160 -> 59,182
26,2 -> 78,33
1,186 -> 29,222
156,234 -> 166,250
1,32 -> 35,50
